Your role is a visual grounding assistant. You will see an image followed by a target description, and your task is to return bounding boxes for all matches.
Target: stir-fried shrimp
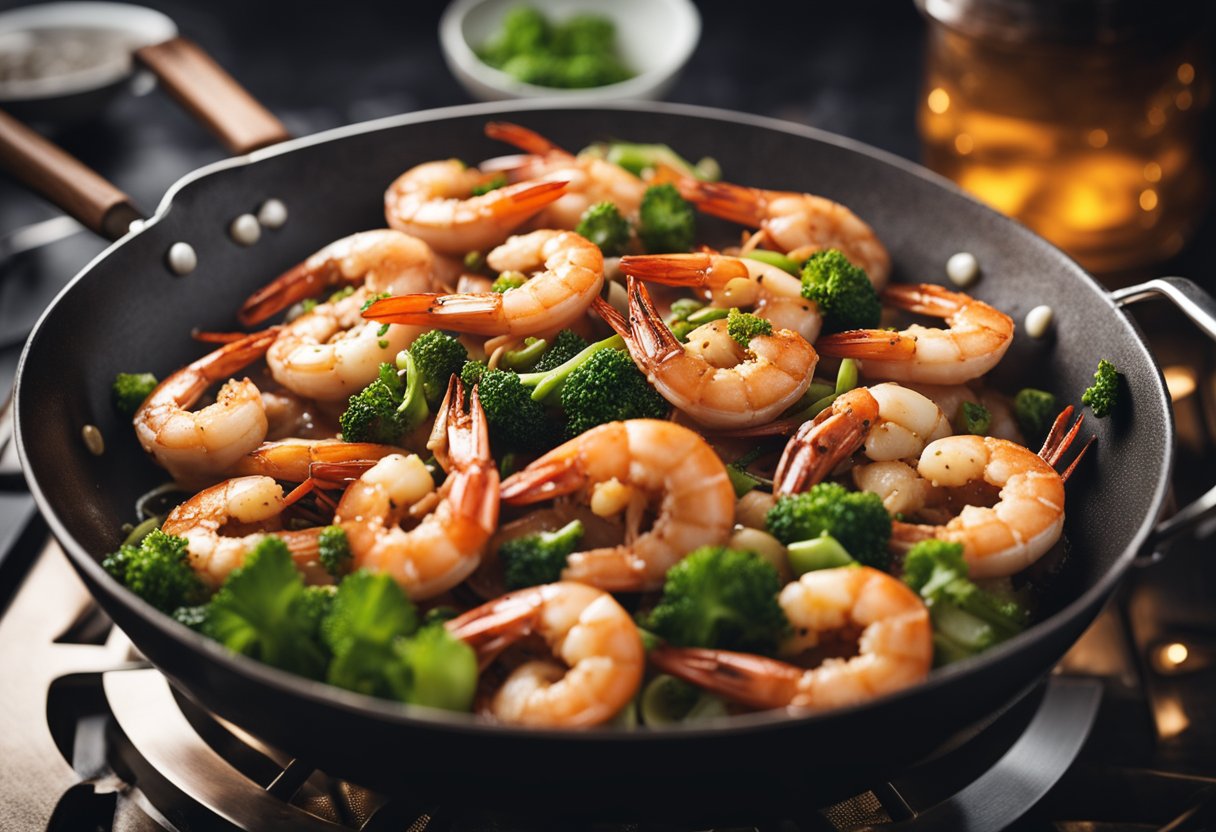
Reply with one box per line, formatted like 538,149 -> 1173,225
816,284 -> 1014,385
384,158 -> 568,256
906,382 -> 1024,443
499,419 -> 736,592
446,582 -> 644,727
359,229 -> 604,337
483,122 -> 648,229
658,170 -> 890,288
134,328 -> 281,488
228,438 -> 400,482
892,435 -> 1067,579
596,275 -> 817,429
239,230 -> 441,326
161,475 -> 324,587
333,379 -> 499,599
651,566 -> 931,711
620,251 -> 823,343
266,286 -> 422,401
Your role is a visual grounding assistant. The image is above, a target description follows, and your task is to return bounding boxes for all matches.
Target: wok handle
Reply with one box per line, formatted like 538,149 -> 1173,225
135,36 -> 291,155
0,109 -> 141,241
1111,277 -> 1216,555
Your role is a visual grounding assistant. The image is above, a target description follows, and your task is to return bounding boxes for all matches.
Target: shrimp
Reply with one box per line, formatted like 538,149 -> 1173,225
619,251 -> 823,343
483,122 -> 648,229
659,170 -> 890,288
266,286 -> 422,401
595,275 -> 818,429
445,582 -> 644,727
334,378 -> 499,599
498,419 -> 736,592
161,476 -> 325,587
905,382 -> 1024,443
134,328 -> 280,488
238,229 -> 442,326
650,567 -> 931,712
228,438 -> 400,482
384,158 -> 568,256
359,229 -> 604,338
815,284 -> 1014,386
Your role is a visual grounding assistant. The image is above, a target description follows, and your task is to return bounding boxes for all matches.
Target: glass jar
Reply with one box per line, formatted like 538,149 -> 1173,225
916,0 -> 1211,274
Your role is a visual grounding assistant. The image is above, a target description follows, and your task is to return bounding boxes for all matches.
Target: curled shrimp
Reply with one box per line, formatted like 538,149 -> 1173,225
266,286 -> 422,402
239,229 -> 442,326
499,419 -> 736,592
660,170 -> 890,289
333,378 -> 499,599
360,229 -> 604,337
384,158 -> 568,256
228,438 -> 400,482
161,475 -> 325,587
596,275 -> 818,429
816,284 -> 1014,386
483,122 -> 648,229
651,566 -> 931,712
446,582 -> 644,727
134,328 -> 280,488
620,251 -> 823,343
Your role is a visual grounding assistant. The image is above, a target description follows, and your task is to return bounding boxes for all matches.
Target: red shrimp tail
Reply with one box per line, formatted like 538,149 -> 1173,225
238,258 -> 344,326
361,292 -> 505,334
677,179 -> 768,227
648,645 -> 802,711
485,121 -> 567,157
880,283 -> 962,318
499,456 -> 588,505
187,325 -> 282,381
625,274 -> 684,363
618,252 -> 718,288
1039,405 -> 1096,483
814,329 -> 918,360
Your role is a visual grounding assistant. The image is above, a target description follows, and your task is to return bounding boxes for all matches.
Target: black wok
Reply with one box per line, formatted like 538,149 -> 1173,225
12,100 -> 1216,819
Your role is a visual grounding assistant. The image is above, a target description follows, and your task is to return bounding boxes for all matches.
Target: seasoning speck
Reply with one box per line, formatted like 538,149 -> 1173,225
946,251 -> 980,287
81,424 -> 104,456
167,242 -> 197,275
257,198 -> 288,229
1025,305 -> 1053,339
229,214 -> 261,246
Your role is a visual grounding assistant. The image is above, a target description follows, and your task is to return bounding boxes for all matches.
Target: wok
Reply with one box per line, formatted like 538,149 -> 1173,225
11,96 -> 1216,819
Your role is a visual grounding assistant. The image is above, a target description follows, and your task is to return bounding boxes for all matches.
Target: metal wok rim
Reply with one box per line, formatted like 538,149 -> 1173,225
14,99 -> 1174,742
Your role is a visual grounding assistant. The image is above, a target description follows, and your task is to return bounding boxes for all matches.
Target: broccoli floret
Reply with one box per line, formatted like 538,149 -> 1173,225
172,604 -> 209,631
726,308 -> 773,347
478,6 -> 549,67
338,362 -> 425,445
102,529 -> 208,613
638,546 -> 788,654
1013,388 -> 1057,443
637,184 -> 696,253
202,537 -> 329,679
516,333 -> 625,402
766,482 -> 892,569
559,348 -> 668,437
902,540 -> 1028,665
533,329 -> 589,372
460,359 -> 487,387
318,525 -> 351,578
112,372 -> 159,415
956,401 -> 992,435
800,249 -> 881,333
500,520 -> 584,589
552,14 -> 616,56
476,368 -> 550,450
1081,359 -> 1120,418
500,337 -> 549,372
408,330 -> 468,405
575,201 -> 632,256
492,271 -> 527,293
393,624 -> 478,711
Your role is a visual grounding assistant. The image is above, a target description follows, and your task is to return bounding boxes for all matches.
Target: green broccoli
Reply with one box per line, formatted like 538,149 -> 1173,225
112,372 -> 159,415
408,330 -> 468,405
460,359 -> 487,387
559,348 -> 669,436
902,540 -> 1028,665
500,337 -> 549,372
492,270 -> 528,293
800,249 -> 881,333
393,624 -> 478,711
476,368 -> 551,450
202,537 -> 329,679
766,482 -> 892,569
551,14 -> 616,56
516,332 -> 625,401
1013,388 -> 1057,443
533,329 -> 589,372
638,546 -> 788,654
575,201 -> 632,256
338,362 -> 425,444
726,308 -> 773,347
318,525 -> 351,578
477,6 -> 549,67
102,528 -> 208,613
956,401 -> 992,435
637,184 -> 696,253
172,604 -> 209,631
500,520 -> 585,590
1081,359 -> 1120,418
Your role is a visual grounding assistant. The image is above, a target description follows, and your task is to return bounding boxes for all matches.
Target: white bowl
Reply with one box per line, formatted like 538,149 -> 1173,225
439,0 -> 700,102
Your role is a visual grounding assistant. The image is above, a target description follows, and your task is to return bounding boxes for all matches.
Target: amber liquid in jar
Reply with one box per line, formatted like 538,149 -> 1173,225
919,16 -> 1210,274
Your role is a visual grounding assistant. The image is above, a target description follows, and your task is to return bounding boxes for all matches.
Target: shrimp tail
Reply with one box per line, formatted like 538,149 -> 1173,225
648,645 -> 802,710
445,588 -> 542,669
618,251 -> 746,289
614,274 -> 685,364
1039,405 -> 1096,483
773,387 -> 880,495
153,326 -> 283,407
360,292 -> 505,334
239,260 -> 342,326
442,379 -> 500,536
230,439 -> 399,482
881,283 -> 963,317
814,329 -> 919,360
673,178 -> 768,228
485,121 -> 569,157
498,455 -> 589,505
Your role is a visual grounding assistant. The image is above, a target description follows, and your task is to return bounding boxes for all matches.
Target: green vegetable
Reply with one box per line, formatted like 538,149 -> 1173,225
800,249 -> 881,333
835,358 -> 859,395
499,519 -> 585,589
532,329 -> 589,372
323,570 -> 418,697
338,362 -> 424,444
516,332 -> 625,401
597,142 -> 721,182
637,184 -> 696,254
475,368 -> 551,450
172,604 -> 209,631
726,308 -> 773,347
112,372 -> 159,415
463,250 -> 485,272
318,525 -> 352,578
559,348 -> 669,436
640,674 -> 728,726
460,359 -> 487,388
1013,388 -> 1057,443
787,533 -> 855,575
500,337 -> 549,372
725,447 -> 772,498
766,482 -> 892,570
407,330 -> 469,405
121,516 -> 162,547
902,540 -> 1028,665
470,174 -> 507,196
393,624 -> 478,711
1081,359 -> 1119,418
477,6 -> 633,89
956,401 -> 992,435
575,201 -> 632,256
742,250 -> 800,275
638,546 -> 788,654
102,528 -> 208,613
492,270 -> 527,293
